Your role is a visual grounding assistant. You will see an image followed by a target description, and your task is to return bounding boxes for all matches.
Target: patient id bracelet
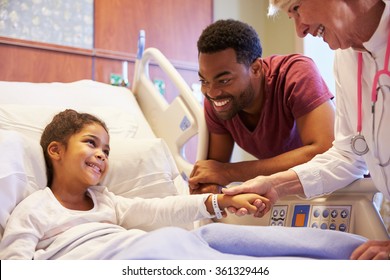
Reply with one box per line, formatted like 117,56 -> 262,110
212,194 -> 223,219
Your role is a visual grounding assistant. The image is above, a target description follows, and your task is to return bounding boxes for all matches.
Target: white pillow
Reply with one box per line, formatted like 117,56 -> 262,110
0,80 -> 155,139
0,130 -> 184,239
0,105 -> 138,142
102,138 -> 181,198
0,130 -> 47,239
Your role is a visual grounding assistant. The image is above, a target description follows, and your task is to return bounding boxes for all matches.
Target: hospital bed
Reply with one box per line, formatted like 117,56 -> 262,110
0,35 -> 388,260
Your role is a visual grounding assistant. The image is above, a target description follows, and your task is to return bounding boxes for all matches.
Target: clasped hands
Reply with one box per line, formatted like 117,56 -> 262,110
223,192 -> 271,218
200,183 -> 271,218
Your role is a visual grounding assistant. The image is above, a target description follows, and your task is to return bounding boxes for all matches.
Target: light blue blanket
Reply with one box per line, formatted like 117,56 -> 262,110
112,223 -> 367,260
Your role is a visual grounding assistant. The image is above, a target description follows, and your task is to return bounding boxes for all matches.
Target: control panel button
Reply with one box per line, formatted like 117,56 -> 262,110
339,223 -> 347,232
322,209 -> 330,218
329,223 -> 337,230
341,209 -> 349,219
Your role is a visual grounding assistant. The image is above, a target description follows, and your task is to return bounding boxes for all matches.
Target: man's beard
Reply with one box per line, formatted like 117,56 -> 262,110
209,84 -> 255,121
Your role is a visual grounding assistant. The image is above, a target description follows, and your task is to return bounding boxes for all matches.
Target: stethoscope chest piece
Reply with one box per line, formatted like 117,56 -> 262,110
351,134 -> 369,156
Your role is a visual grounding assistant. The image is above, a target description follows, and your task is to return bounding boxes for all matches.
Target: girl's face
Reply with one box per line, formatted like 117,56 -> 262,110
287,0 -> 361,50
59,123 -> 110,188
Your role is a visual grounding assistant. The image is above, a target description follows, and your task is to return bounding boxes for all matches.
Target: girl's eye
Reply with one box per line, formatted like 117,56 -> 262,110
103,149 -> 110,157
86,139 -> 96,147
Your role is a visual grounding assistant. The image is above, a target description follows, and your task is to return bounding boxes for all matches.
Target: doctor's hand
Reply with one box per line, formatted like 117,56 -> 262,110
350,240 -> 390,260
189,160 -> 232,192
222,175 -> 280,217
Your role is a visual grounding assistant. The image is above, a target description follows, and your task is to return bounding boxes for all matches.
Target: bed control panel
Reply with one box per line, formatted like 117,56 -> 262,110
218,179 -> 390,240
277,204 -> 352,233
268,204 -> 351,232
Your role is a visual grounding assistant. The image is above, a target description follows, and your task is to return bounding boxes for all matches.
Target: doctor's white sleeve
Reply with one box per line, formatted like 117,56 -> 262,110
291,53 -> 368,198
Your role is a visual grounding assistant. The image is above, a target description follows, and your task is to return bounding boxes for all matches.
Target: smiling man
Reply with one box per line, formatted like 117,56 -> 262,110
189,19 -> 335,194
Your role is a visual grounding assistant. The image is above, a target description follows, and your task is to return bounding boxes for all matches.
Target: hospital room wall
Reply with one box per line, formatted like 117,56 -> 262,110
0,0 -> 212,91
93,0 -> 213,95
214,0 -> 299,57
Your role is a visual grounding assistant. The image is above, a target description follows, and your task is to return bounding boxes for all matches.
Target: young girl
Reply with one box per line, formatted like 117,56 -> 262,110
0,109 -> 269,259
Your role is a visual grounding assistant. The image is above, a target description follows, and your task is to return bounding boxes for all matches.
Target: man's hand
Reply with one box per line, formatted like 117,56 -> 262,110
190,183 -> 220,194
189,160 -> 232,192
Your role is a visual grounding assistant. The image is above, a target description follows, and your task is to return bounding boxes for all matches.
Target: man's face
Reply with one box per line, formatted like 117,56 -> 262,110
198,48 -> 256,120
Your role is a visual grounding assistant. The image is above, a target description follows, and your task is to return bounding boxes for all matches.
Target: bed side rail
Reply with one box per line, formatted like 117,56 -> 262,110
132,47 -> 208,180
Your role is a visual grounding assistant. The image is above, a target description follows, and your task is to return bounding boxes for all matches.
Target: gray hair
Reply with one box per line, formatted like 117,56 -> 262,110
268,0 -> 298,16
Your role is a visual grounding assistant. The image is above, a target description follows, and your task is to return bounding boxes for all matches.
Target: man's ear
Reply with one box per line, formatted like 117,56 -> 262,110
47,141 -> 63,161
250,58 -> 263,76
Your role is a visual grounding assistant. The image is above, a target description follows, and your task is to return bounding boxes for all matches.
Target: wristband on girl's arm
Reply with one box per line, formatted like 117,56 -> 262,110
212,194 -> 223,219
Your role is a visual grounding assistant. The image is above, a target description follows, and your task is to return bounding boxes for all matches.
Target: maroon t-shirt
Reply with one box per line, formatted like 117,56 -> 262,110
205,54 -> 334,159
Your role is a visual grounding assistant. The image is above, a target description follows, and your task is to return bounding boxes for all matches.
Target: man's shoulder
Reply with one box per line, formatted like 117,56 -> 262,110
263,53 -> 314,66
263,54 -> 319,79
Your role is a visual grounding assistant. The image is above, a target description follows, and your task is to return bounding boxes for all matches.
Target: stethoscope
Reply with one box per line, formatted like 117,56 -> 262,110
351,28 -> 390,167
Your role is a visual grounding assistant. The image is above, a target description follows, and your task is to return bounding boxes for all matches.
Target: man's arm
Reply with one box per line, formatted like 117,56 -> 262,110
189,100 -> 335,192
207,132 -> 235,162
189,132 -> 234,194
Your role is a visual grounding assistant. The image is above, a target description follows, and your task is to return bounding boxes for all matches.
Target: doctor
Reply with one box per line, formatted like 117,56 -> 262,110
224,0 -> 390,260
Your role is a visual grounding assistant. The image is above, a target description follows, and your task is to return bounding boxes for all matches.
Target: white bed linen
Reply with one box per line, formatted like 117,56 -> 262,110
2,222 -> 367,260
